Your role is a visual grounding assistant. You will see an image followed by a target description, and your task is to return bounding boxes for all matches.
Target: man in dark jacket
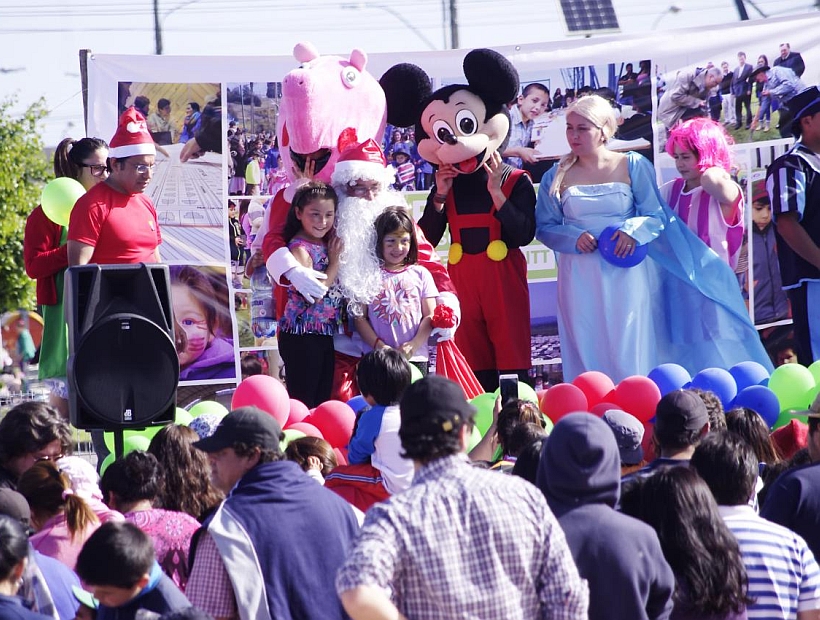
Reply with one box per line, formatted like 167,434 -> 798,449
537,413 -> 675,620
773,43 -> 806,78
188,406 -> 359,620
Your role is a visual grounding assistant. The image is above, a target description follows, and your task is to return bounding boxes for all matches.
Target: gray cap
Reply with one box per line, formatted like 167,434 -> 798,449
602,409 -> 644,465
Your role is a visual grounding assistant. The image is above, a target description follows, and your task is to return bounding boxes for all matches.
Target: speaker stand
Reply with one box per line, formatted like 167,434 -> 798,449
113,429 -> 125,461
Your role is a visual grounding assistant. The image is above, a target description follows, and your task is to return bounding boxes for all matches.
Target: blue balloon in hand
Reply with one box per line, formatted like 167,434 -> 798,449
598,225 -> 648,268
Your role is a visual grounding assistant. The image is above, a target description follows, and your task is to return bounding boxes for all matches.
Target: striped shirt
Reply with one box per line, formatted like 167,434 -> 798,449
661,177 -> 745,270
336,453 -> 589,619
718,504 -> 820,620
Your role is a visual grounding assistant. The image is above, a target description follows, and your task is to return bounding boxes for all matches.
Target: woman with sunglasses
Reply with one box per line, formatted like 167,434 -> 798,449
24,137 -> 109,417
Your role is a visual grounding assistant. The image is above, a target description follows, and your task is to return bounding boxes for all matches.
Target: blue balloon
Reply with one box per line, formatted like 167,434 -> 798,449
346,395 -> 368,415
647,363 -> 692,396
729,361 -> 771,392
691,367 -> 737,409
597,225 -> 649,268
733,385 -> 780,428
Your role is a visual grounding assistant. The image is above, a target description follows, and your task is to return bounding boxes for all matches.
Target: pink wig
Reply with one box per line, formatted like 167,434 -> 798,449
665,117 -> 734,172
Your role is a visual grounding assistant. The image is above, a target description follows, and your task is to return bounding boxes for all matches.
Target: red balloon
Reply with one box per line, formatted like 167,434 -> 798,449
333,447 -> 348,466
288,399 -> 310,425
231,375 -> 290,426
572,371 -> 615,408
613,376 -> 662,423
589,401 -> 620,417
306,400 -> 356,448
285,421 -> 324,439
541,383 -> 589,423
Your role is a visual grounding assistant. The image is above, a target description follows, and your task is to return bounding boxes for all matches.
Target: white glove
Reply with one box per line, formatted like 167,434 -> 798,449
430,292 -> 461,343
285,266 -> 328,304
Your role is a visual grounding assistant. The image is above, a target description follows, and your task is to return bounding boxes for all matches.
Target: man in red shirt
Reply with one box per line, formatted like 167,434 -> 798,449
68,107 -> 161,266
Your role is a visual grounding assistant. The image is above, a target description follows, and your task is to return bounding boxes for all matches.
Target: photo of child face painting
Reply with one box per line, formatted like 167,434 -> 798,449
170,265 -> 237,383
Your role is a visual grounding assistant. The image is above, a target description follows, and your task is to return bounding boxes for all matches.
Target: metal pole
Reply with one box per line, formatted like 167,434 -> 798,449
154,0 -> 163,54
734,0 -> 750,20
449,0 -> 459,49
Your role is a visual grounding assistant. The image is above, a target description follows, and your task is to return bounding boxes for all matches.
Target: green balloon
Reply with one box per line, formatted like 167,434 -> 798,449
470,393 -> 497,436
123,435 -> 150,455
768,364 -> 816,411
175,408 -> 194,426
41,177 -> 85,226
773,409 -> 809,430
99,453 -> 116,477
189,400 -> 228,419
808,361 -> 820,389
409,364 -> 423,384
280,428 -> 306,451
466,424 -> 483,452
104,425 -> 166,452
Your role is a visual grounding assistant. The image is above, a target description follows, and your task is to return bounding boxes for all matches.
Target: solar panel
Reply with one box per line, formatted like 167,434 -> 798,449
556,0 -> 621,35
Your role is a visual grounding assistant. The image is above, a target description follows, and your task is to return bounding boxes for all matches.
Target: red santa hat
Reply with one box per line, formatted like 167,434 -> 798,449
331,139 -> 396,189
108,106 -> 156,159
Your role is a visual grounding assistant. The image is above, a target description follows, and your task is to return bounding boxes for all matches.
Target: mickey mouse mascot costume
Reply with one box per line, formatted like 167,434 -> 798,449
381,49 -> 535,391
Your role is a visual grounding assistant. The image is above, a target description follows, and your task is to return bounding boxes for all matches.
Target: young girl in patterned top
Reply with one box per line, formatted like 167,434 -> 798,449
277,182 -> 342,407
354,207 -> 438,375
660,117 -> 744,270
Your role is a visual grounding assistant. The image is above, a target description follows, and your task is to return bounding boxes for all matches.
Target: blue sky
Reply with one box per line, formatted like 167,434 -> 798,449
0,0 -> 814,146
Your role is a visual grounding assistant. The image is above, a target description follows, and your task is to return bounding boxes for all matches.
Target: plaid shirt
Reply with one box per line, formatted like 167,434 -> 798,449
186,531 -> 238,619
336,454 -> 588,619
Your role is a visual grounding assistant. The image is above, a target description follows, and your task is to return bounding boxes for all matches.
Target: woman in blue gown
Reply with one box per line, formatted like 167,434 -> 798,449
535,95 -> 771,382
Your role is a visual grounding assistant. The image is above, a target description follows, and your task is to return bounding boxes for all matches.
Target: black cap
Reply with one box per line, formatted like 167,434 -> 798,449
750,65 -> 769,79
786,86 -> 820,138
654,390 -> 709,435
193,406 -> 282,453
399,375 -> 476,437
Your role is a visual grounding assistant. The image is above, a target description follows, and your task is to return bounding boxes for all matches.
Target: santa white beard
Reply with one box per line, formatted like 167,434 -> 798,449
334,189 -> 404,313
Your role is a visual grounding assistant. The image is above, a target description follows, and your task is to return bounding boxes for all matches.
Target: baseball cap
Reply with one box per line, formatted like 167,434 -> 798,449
193,406 -> 282,453
654,390 -> 709,435
602,409 -> 644,465
0,489 -> 31,527
399,375 -> 476,437
72,585 -> 99,610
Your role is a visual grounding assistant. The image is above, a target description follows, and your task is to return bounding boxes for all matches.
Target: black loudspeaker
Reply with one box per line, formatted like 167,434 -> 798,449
65,263 -> 179,430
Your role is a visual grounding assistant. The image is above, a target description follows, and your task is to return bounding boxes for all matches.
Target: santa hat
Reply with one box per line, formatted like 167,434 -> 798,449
331,139 -> 395,188
108,106 -> 156,158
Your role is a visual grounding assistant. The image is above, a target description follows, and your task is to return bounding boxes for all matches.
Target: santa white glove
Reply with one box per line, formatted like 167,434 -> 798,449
430,292 -> 461,342
266,247 -> 327,304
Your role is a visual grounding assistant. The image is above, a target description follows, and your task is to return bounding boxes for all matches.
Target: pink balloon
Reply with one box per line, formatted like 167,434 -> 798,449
288,399 -> 310,425
589,401 -> 620,417
613,376 -> 662,423
285,421 -> 324,439
231,375 -> 290,426
541,383 -> 589,423
572,371 -> 615,408
306,400 -> 356,448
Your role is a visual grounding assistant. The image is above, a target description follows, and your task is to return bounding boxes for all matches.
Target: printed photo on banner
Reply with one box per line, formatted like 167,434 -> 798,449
170,264 -> 237,384
120,82 -> 224,263
654,43 -> 810,149
227,82 -> 284,199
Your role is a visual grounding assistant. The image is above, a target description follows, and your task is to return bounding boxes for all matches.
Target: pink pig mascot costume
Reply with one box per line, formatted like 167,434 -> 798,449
259,42 -> 457,401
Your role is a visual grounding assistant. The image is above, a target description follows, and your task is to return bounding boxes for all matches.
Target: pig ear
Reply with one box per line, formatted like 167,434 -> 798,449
349,49 -> 367,72
294,42 -> 320,63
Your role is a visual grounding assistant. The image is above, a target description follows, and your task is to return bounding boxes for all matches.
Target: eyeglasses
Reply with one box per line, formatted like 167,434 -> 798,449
131,163 -> 156,175
347,182 -> 381,197
82,163 -> 109,177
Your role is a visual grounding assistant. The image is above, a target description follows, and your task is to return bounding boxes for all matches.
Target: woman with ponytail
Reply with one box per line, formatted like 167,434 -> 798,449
17,461 -> 100,570
24,137 -> 108,417
535,95 -> 771,382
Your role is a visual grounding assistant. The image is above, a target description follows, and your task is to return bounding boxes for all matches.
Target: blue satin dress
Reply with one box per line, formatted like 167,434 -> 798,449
536,152 -> 773,382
